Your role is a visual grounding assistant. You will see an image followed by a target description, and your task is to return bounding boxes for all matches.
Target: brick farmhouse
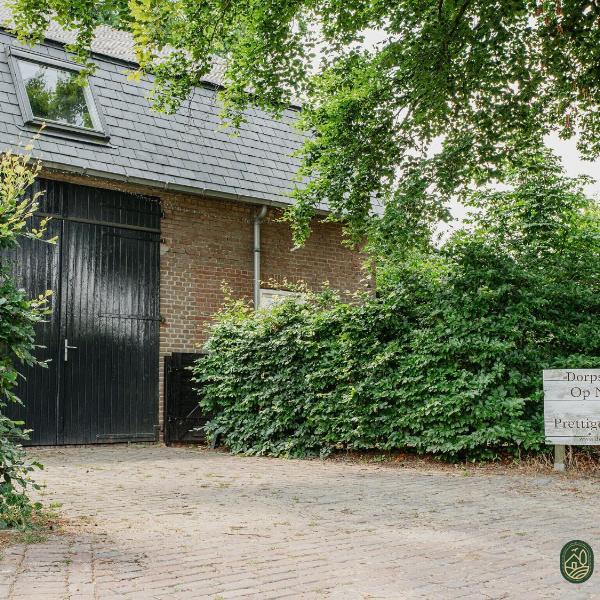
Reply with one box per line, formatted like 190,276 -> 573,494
0,11 -> 366,444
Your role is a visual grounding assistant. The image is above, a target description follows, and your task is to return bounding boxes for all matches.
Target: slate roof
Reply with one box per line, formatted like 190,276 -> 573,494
0,10 -> 307,208
0,4 -> 228,87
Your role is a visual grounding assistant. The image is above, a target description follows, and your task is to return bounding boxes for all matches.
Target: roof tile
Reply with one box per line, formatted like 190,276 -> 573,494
0,23 -> 306,207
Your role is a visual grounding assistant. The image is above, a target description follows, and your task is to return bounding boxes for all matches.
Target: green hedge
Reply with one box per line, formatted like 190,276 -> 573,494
193,156 -> 600,460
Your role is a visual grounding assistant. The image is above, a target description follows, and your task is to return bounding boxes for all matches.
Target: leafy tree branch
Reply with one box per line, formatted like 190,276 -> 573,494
7,1 -> 600,243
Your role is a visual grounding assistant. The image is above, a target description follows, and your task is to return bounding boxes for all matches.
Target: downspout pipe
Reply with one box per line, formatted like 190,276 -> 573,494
253,205 -> 268,309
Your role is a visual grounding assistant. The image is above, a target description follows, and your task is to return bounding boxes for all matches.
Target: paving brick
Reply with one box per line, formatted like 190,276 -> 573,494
1,446 -> 598,599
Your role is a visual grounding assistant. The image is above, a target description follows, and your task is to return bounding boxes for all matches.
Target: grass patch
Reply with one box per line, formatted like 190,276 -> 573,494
0,504 -> 65,554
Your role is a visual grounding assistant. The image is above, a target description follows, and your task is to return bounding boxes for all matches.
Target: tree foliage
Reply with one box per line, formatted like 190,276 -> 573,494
8,0 -> 600,242
193,153 -> 600,460
0,151 -> 50,528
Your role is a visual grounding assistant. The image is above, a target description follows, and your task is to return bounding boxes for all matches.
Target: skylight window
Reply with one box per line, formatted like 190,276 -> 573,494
8,47 -> 107,139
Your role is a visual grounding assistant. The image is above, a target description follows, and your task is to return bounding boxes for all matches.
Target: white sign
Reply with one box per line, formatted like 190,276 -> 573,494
259,288 -> 301,309
544,369 -> 600,445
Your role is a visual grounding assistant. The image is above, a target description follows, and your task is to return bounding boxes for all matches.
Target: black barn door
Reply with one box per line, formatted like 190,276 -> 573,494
3,179 -> 160,445
3,216 -> 62,445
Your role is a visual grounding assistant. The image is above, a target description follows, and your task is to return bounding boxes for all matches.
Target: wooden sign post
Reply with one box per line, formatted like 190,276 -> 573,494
544,369 -> 600,471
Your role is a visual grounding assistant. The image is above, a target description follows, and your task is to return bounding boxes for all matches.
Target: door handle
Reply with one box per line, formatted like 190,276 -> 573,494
64,339 -> 77,362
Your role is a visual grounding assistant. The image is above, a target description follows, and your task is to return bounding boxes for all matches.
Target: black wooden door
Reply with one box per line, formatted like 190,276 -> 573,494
3,216 -> 62,445
164,353 -> 209,444
4,179 -> 160,445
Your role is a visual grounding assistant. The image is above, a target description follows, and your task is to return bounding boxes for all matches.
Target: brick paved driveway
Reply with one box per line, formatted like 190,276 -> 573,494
1,446 -> 599,600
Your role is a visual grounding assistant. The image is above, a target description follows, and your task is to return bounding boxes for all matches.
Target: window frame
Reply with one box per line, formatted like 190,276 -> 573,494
7,46 -> 109,140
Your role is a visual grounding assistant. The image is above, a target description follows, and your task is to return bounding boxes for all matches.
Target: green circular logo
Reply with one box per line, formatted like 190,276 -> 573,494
560,540 -> 594,584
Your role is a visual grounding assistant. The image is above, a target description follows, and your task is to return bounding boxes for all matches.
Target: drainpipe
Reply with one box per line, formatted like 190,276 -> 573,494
253,205 -> 268,309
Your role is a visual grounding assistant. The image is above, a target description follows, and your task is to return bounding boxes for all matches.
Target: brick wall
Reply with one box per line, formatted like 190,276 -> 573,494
159,197 -> 369,431
261,212 -> 365,293
42,170 -> 369,435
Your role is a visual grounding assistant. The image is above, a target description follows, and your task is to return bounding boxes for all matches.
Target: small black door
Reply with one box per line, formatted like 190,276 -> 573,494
164,353 -> 209,444
3,179 -> 160,445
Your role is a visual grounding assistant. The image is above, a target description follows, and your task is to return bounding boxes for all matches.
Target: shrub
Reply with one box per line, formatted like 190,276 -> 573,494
193,153 -> 600,461
0,150 -> 51,528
